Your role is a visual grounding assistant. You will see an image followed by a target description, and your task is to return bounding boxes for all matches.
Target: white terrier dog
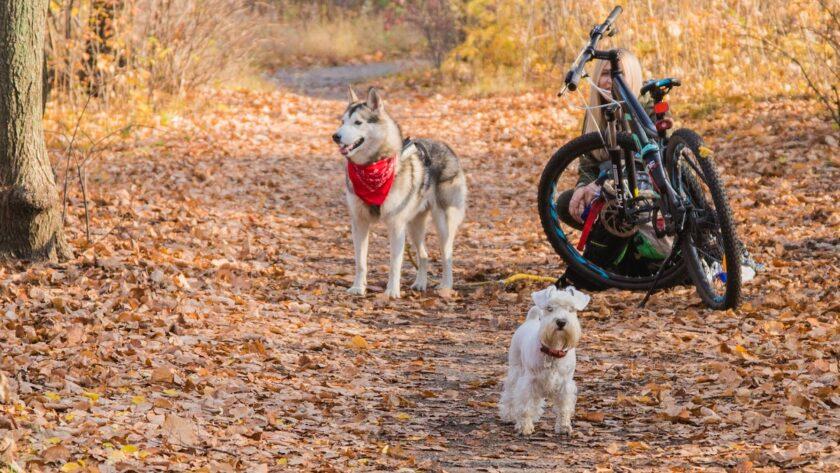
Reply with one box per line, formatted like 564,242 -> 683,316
499,285 -> 589,436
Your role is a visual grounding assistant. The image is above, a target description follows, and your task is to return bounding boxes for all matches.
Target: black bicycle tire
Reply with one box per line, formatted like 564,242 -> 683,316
537,132 -> 687,291
666,129 -> 741,310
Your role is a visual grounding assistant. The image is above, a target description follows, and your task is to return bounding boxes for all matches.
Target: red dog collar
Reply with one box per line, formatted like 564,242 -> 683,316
540,344 -> 567,359
347,156 -> 396,206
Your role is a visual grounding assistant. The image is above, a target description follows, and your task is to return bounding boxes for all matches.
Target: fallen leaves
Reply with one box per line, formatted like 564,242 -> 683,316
0,435 -> 21,472
0,85 -> 835,471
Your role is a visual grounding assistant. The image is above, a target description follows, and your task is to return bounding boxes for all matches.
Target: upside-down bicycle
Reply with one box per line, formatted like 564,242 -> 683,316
537,6 -> 742,310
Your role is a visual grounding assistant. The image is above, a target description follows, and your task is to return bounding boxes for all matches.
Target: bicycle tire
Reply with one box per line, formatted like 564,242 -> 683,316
538,132 -> 687,291
666,129 -> 741,310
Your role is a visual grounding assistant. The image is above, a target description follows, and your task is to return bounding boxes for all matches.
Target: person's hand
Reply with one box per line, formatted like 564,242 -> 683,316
569,182 -> 600,223
659,117 -> 674,130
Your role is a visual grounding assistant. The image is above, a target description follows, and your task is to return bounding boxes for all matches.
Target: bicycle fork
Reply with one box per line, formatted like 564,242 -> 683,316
639,142 -> 686,234
604,104 -> 629,207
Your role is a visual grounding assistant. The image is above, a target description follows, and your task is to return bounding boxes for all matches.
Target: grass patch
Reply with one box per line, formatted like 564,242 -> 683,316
260,16 -> 425,68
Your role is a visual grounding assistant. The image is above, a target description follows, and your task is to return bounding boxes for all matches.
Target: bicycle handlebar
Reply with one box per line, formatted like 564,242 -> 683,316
640,78 -> 682,96
603,5 -> 622,28
564,6 -> 622,92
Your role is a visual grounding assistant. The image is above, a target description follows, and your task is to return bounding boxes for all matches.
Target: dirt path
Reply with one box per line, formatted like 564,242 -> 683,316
2,87 -> 837,472
274,60 -> 429,99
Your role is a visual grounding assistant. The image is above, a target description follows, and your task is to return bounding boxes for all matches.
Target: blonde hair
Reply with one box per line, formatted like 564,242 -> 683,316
581,49 -> 643,137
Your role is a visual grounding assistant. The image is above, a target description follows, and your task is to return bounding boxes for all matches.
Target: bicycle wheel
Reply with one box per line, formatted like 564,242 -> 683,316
538,132 -> 687,291
667,129 -> 741,310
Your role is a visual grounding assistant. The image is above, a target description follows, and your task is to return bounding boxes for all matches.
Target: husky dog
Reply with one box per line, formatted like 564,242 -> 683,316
332,87 -> 467,299
499,285 -> 588,436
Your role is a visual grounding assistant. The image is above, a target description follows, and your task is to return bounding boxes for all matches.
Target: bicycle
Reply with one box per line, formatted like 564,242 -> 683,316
537,6 -> 742,310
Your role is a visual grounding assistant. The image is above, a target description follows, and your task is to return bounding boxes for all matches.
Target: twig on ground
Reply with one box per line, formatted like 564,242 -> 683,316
61,94 -> 93,225
76,163 -> 90,242
457,272 -> 557,289
404,242 -> 419,269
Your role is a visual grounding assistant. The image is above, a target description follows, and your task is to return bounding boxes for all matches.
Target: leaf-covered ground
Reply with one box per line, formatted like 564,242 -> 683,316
1,86 -> 838,472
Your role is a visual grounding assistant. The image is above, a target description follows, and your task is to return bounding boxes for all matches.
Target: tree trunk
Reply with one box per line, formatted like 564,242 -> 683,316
0,0 -> 70,261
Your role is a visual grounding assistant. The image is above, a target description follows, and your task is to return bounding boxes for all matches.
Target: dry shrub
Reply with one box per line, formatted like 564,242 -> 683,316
46,0 -> 264,108
754,0 -> 838,125
444,0 -> 836,106
404,0 -> 463,68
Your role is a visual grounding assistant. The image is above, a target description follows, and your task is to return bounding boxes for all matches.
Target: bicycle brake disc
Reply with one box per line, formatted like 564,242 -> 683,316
600,181 -> 637,237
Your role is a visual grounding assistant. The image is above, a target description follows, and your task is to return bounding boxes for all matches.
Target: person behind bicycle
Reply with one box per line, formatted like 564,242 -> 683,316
555,48 -> 673,277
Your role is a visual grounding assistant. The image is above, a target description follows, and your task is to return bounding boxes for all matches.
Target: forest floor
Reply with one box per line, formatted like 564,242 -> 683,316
1,82 -> 838,472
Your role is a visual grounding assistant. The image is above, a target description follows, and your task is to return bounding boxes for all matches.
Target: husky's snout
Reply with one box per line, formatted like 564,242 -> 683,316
333,135 -> 364,157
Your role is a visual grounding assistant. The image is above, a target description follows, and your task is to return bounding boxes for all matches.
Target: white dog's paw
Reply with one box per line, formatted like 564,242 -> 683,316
516,420 -> 535,436
555,422 -> 573,436
347,286 -> 366,296
383,286 -> 401,299
498,406 -> 513,423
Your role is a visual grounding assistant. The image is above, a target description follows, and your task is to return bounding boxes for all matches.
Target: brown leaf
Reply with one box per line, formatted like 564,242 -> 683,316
0,373 -> 12,404
605,442 -> 622,455
42,444 -> 71,463
349,335 -> 369,350
162,413 -> 199,447
151,366 -> 175,384
52,297 -> 67,313
0,435 -> 20,471
731,460 -> 754,473
581,411 -> 605,423
65,324 -> 85,345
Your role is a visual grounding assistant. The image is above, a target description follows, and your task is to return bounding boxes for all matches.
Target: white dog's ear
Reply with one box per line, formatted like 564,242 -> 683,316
526,306 -> 542,321
563,286 -> 591,311
367,87 -> 383,111
531,285 -> 557,310
348,85 -> 359,103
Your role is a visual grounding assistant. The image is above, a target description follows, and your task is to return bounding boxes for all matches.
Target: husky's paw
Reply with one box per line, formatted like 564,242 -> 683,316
555,422 -> 572,436
383,287 -> 401,299
410,279 -> 428,291
516,420 -> 535,436
347,286 -> 366,296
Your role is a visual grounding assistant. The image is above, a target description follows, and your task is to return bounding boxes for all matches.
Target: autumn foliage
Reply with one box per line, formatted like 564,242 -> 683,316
445,0 -> 837,103
0,0 -> 837,472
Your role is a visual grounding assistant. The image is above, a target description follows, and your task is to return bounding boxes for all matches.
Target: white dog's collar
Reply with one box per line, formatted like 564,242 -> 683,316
540,344 -> 567,358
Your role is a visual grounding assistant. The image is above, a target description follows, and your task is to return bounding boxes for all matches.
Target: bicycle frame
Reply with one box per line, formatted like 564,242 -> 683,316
594,49 -> 685,232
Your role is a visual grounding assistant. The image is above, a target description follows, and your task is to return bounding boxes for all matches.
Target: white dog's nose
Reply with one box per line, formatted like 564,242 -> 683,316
555,319 -> 566,330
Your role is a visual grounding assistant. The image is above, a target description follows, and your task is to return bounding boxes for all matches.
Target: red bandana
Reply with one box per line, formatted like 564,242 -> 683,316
347,156 -> 396,206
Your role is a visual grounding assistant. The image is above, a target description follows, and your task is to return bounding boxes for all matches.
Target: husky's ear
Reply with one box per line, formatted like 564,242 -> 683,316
366,87 -> 383,111
348,85 -> 359,103
563,286 -> 591,311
